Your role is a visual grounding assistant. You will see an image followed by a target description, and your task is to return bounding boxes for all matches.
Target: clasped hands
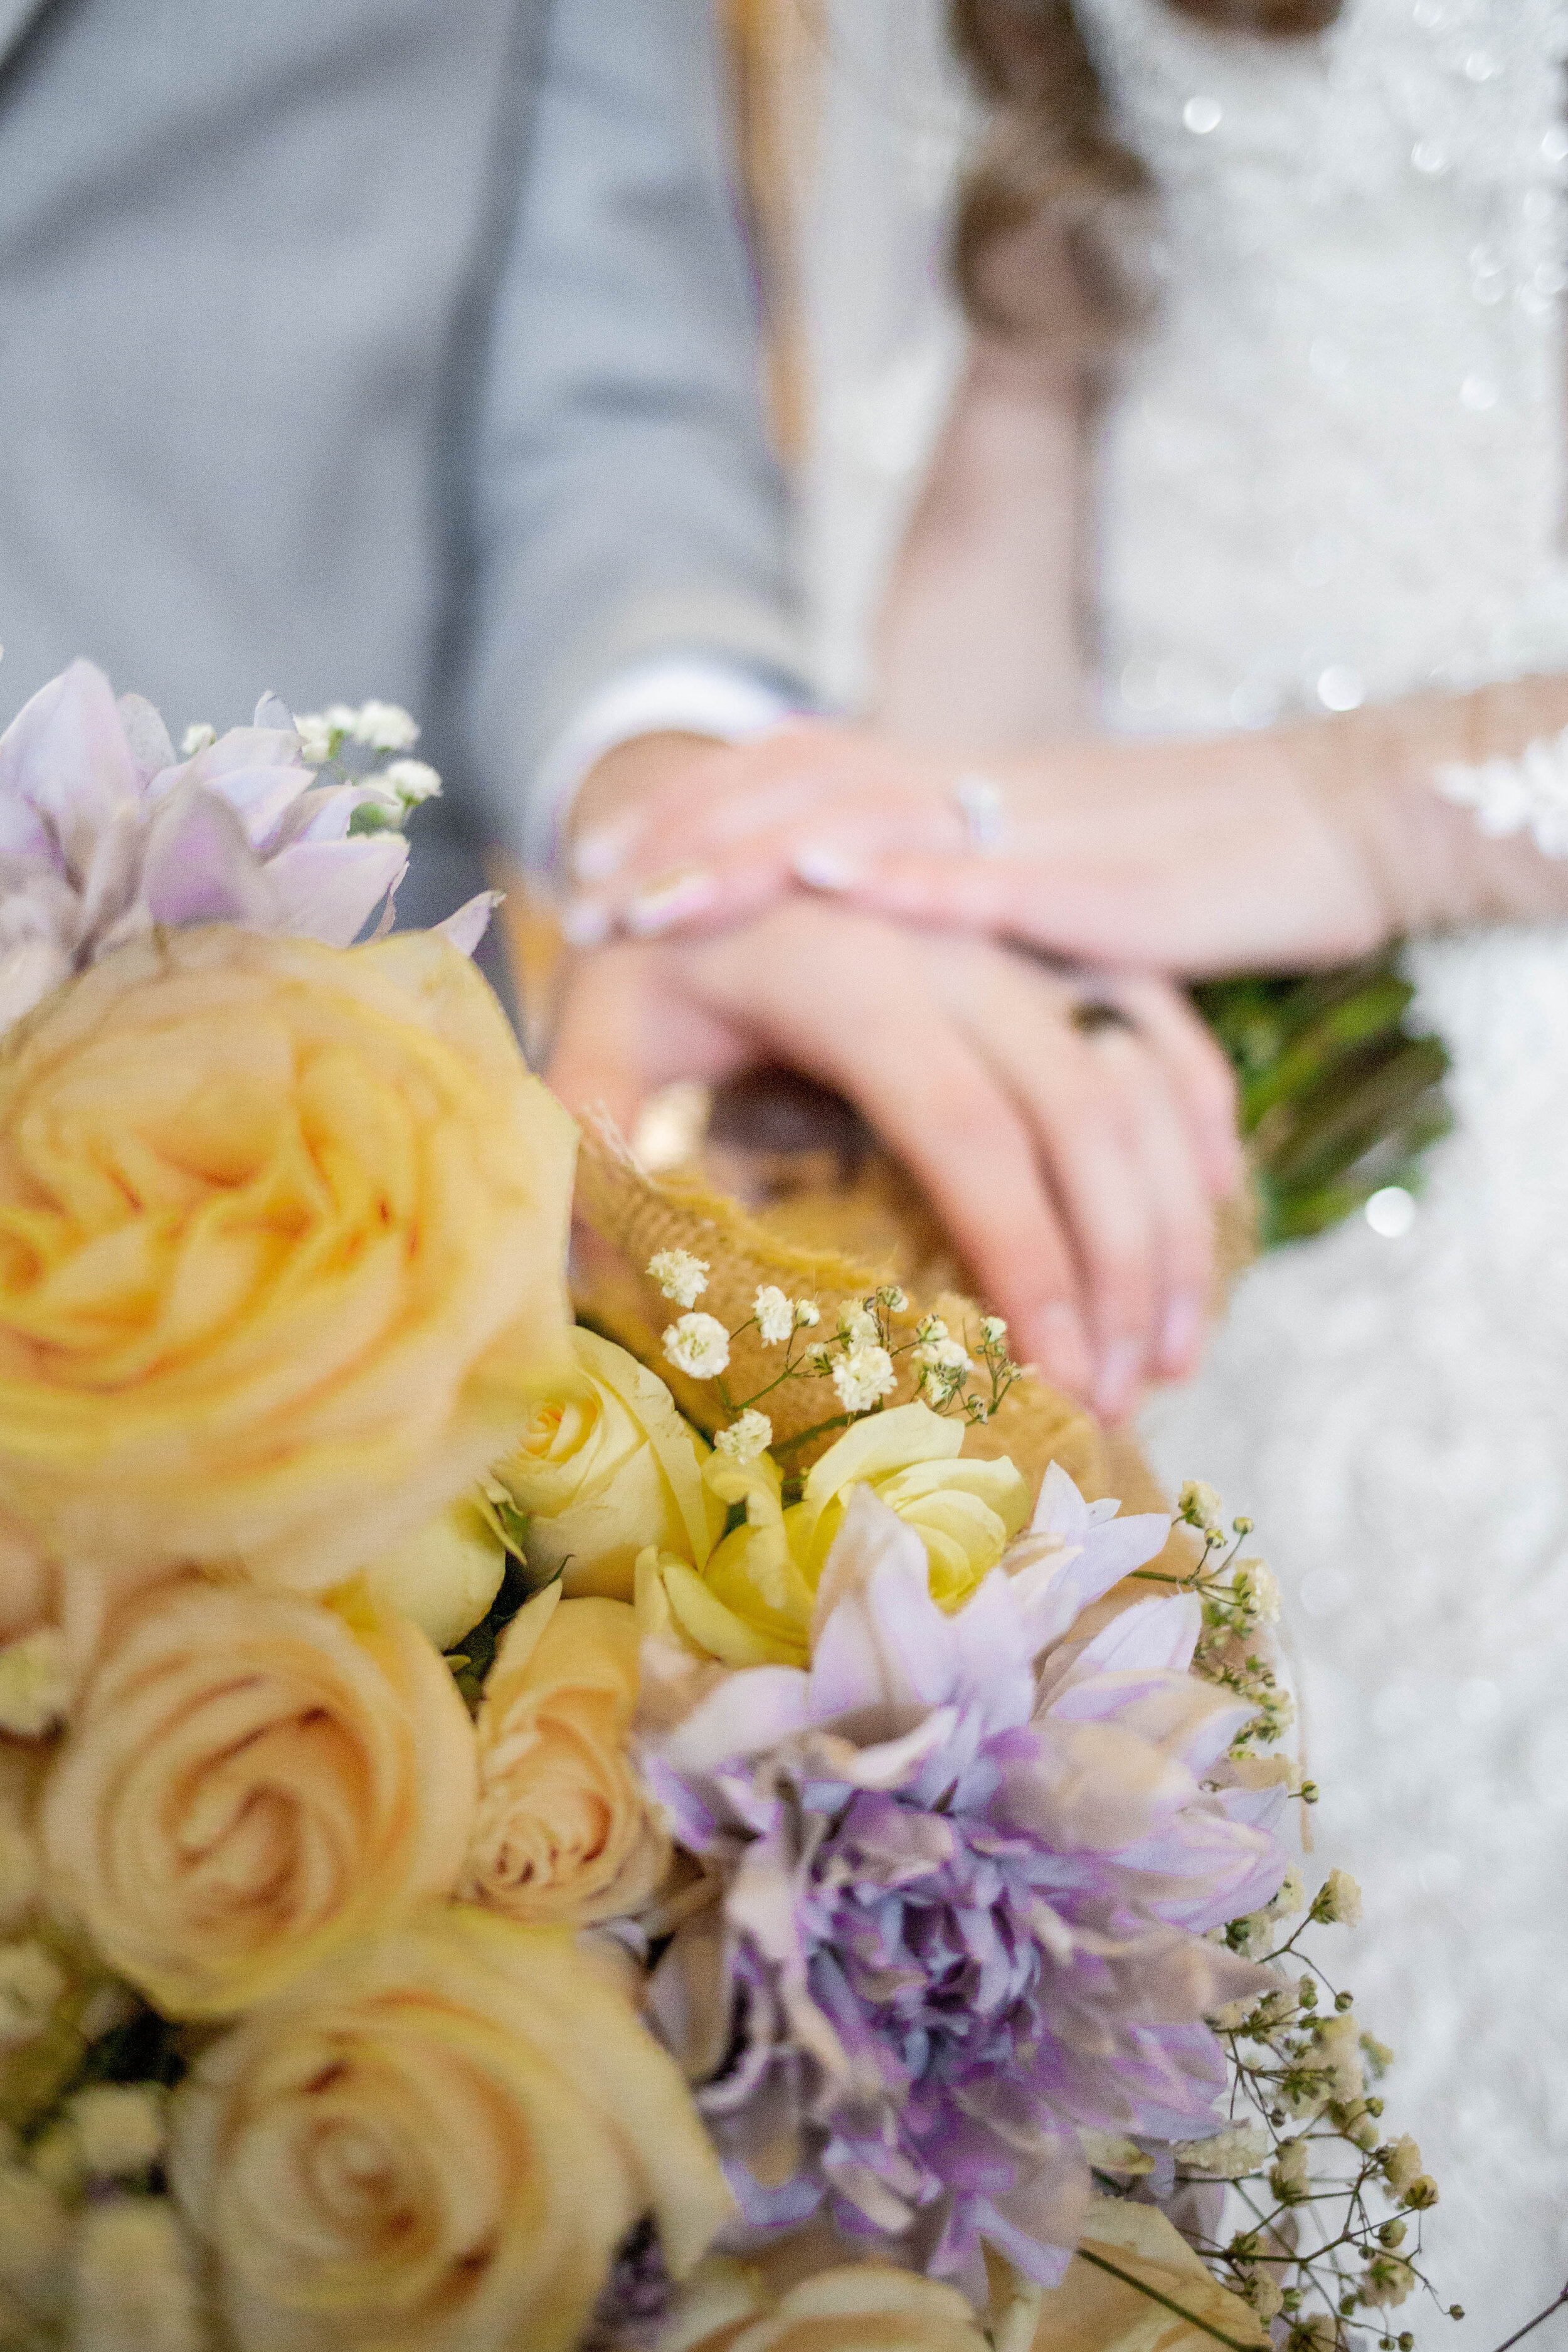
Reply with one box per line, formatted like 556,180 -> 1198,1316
547,721 -> 1386,1422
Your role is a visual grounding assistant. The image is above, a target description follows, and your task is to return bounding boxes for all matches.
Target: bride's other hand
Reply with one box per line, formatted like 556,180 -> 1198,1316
546,899 -> 1242,1424
562,721 -> 1388,977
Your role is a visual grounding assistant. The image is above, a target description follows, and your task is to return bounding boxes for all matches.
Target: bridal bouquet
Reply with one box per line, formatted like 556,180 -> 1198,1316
0,665 -> 1448,2352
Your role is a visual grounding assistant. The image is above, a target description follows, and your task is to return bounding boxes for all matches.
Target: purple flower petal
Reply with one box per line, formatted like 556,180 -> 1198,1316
264,833 -> 408,945
437,891 -> 502,958
140,785 -> 274,928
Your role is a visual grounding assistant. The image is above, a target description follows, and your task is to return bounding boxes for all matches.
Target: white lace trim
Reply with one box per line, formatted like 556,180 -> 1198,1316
1434,729 -> 1568,853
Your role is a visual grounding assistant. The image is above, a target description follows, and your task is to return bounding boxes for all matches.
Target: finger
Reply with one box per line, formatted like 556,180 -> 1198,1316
568,723 -> 882,889
958,997 -> 1160,1423
802,847 -> 1218,973
1111,1034 -> 1217,1382
693,921 -> 1098,1401
1099,975 -> 1244,1200
563,784 -> 963,947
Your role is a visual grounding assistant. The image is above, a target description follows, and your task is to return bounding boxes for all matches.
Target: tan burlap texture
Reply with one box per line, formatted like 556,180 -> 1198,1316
571,1115 -> 1257,1574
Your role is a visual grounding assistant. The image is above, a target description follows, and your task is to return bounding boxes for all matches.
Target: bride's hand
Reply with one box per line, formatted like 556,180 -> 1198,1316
562,721 -> 1388,977
546,898 -> 1242,1424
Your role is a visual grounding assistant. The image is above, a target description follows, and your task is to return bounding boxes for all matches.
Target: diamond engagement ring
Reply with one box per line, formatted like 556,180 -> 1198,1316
951,770 -> 1007,854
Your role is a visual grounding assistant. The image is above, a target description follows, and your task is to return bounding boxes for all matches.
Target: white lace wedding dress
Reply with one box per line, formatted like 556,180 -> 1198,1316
798,1 -> 1568,2336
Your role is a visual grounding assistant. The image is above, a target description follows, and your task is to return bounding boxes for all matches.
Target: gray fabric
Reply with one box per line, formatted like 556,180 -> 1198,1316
0,0 -> 803,891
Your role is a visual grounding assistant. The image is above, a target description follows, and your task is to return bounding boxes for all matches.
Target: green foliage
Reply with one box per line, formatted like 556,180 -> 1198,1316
1193,951 -> 1453,1246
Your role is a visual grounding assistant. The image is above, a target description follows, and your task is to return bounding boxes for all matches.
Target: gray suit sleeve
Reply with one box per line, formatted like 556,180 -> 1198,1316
465,0 -> 806,859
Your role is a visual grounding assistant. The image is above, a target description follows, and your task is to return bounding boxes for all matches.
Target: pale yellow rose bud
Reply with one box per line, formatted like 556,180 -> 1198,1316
356,1493 -> 507,1650
462,1585 -> 670,1925
495,1328 -> 721,1601
0,928 -> 577,1592
662,1402 -> 1032,1666
40,1579 -> 477,2016
169,1910 -> 734,2352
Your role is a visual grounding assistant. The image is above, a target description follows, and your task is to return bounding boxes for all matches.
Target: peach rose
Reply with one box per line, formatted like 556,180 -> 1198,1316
0,926 -> 576,1589
169,1909 -> 734,2352
39,1580 -> 476,2016
494,1327 -> 721,1600
462,1584 -> 669,1926
662,2264 -> 991,2352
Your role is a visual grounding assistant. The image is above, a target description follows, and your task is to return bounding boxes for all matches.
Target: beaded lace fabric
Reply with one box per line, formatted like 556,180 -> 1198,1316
1081,1 -> 1568,2331
798,0 -> 1568,2333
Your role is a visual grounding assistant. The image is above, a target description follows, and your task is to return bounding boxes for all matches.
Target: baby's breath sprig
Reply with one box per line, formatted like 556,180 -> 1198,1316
1133,1481 -> 1296,1764
1160,1877 -> 1450,2346
645,1259 -> 1024,1456
289,697 -> 442,832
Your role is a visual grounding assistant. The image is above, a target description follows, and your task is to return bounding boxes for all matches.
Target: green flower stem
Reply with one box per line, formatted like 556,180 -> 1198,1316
770,1411 -> 861,1455
1073,2249 -> 1261,2350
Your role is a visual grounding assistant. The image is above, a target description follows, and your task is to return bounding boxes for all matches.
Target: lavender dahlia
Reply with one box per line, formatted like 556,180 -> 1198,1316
638,1470 -> 1287,2297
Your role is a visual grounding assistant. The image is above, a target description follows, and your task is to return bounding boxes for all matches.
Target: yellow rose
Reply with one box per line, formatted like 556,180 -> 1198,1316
661,1402 -> 1032,1666
39,1580 -> 476,2016
663,2263 -> 991,2352
461,1584 -> 669,1926
494,1327 -> 721,1600
169,1909 -> 734,2352
358,1493 -> 507,1651
0,926 -> 576,1591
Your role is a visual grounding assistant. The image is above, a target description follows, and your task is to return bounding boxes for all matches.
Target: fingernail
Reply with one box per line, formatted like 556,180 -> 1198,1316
1032,1302 -> 1092,1399
626,868 -> 716,935
793,844 -> 862,893
1159,1293 -> 1204,1374
571,821 -> 637,885
561,899 -> 613,948
1094,1337 -> 1144,1424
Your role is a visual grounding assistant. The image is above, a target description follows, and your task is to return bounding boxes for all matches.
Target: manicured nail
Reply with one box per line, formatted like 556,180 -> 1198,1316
1032,1302 -> 1092,1399
561,899 -> 612,948
1094,1337 -> 1144,1424
571,822 -> 637,886
626,868 -> 717,935
1159,1292 -> 1204,1374
793,844 -> 862,892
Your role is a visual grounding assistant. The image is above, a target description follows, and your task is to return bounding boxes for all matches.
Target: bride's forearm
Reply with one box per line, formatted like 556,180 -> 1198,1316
876,337 -> 1090,746
1289,671 -> 1568,940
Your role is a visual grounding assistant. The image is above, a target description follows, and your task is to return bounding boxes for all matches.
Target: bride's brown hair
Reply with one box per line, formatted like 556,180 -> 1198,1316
950,0 -> 1341,339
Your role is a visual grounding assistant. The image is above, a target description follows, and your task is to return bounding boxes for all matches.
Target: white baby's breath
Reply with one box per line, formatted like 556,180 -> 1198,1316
1172,2120 -> 1270,2177
347,699 -> 420,753
794,1299 -> 820,1328
714,1411 -> 772,1464
379,756 -> 442,806
648,1250 -> 709,1308
293,711 -> 338,766
832,1343 -> 896,1416
753,1286 -> 794,1346
1179,1478 -> 1224,1531
1314,1867 -> 1362,1927
1233,1557 -> 1281,1624
178,722 -> 216,757
1270,2137 -> 1311,2202
662,1313 -> 730,1379
837,1303 -> 879,1347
